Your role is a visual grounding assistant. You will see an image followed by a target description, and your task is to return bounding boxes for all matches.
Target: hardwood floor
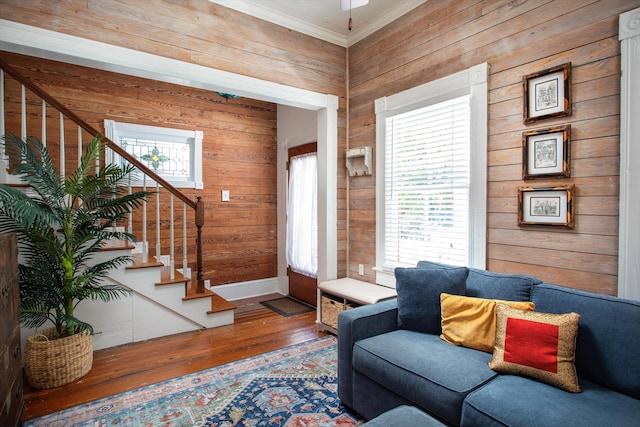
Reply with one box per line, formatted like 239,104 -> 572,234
21,295 -> 324,423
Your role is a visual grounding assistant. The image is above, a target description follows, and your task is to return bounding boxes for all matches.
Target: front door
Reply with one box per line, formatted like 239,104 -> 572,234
287,142 -> 318,306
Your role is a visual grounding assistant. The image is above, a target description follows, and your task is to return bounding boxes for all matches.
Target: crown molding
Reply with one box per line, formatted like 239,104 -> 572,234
346,0 -> 427,46
210,0 -> 347,46
209,0 -> 428,48
0,19 -> 334,110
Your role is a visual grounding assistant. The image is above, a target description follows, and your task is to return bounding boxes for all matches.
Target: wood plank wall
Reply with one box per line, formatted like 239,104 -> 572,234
348,0 -> 640,295
4,0 -> 634,296
0,0 -> 348,282
1,51 -> 279,285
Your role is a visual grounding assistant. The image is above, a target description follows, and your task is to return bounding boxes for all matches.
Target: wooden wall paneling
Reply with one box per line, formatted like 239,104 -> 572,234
488,258 -> 618,294
1,0 -> 348,277
9,0 -> 635,295
488,243 -> 618,275
488,176 -> 619,199
487,227 -> 618,256
346,0 -> 640,295
350,1 -> 592,101
1,51 -> 281,286
0,0 -> 346,94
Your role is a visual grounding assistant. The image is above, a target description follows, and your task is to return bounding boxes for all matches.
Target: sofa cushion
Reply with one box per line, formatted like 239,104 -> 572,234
461,375 -> 640,427
440,293 -> 535,353
415,261 -> 541,301
532,284 -> 640,399
489,303 -> 580,393
362,405 -> 447,427
395,266 -> 468,334
465,268 -> 541,301
415,260 -> 461,269
353,330 -> 497,426
352,372 -> 420,422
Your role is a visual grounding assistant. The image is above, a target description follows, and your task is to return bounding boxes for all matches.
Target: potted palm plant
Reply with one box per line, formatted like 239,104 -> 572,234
0,134 -> 151,389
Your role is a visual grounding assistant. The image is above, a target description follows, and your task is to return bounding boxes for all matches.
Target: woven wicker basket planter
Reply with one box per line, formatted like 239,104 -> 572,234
24,328 -> 93,389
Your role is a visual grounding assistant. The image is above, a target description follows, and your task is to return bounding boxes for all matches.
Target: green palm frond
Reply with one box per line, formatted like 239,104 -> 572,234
3,134 -> 65,209
0,185 -> 59,234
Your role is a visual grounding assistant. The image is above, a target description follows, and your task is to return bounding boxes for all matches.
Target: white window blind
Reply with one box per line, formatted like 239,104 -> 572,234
383,95 -> 470,268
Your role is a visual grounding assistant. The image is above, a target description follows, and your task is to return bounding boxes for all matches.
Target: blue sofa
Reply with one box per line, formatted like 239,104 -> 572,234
338,261 -> 640,426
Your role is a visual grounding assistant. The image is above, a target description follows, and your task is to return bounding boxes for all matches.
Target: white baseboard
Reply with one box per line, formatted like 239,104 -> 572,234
213,277 -> 281,301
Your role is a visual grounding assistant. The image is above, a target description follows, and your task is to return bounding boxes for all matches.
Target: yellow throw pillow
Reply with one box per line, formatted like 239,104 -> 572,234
440,293 -> 535,353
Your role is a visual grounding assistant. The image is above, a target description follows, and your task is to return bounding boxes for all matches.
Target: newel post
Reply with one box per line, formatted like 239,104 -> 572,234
195,196 -> 205,293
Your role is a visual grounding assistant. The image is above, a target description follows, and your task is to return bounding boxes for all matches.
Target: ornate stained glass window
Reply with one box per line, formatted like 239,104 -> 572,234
104,120 -> 203,189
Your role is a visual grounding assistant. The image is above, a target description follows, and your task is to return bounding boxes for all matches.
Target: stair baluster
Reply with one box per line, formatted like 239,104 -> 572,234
170,193 -> 175,280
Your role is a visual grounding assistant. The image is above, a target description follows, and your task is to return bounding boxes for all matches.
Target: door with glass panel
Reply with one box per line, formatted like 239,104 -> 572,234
287,142 -> 318,306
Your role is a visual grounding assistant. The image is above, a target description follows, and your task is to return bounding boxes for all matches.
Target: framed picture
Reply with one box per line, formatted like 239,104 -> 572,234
523,63 -> 571,124
518,185 -> 574,228
523,125 -> 570,179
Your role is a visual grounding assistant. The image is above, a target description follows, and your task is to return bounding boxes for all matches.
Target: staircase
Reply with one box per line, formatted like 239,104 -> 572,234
79,242 -> 235,350
0,56 -> 236,351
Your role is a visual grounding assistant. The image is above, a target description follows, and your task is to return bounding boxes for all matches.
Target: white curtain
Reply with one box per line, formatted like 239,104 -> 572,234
286,152 -> 318,277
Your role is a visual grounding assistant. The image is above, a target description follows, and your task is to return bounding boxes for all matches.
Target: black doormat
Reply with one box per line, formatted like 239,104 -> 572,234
260,296 -> 315,317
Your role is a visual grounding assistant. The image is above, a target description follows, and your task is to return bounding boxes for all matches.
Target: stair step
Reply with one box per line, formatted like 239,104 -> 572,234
208,294 -> 237,314
126,253 -> 164,269
157,266 -> 189,285
99,242 -> 235,321
182,282 -> 236,314
183,285 -> 214,300
182,282 -> 236,313
100,240 -> 136,252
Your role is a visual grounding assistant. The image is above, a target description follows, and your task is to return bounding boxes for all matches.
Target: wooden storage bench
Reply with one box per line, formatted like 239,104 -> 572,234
317,278 -> 397,334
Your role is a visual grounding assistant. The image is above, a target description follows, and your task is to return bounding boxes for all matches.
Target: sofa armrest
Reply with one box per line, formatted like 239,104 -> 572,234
337,298 -> 399,408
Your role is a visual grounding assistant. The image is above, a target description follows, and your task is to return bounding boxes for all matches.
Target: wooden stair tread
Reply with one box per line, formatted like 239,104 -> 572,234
208,294 -> 236,313
126,253 -> 164,270
183,283 -> 235,313
157,266 -> 188,285
100,240 -> 136,251
183,285 -> 214,300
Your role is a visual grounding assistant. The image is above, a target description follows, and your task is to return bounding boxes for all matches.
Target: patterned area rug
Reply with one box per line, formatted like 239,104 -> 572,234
260,296 -> 316,317
22,336 -> 362,427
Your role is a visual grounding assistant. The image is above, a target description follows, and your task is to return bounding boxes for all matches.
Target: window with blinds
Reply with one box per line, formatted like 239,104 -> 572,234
383,95 -> 471,268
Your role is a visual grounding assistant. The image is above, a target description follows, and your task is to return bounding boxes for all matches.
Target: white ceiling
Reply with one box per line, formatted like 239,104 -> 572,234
208,0 -> 429,47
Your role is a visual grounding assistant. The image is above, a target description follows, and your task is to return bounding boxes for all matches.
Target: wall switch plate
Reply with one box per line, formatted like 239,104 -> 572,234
358,264 -> 364,275
221,190 -> 230,202
204,279 -> 211,289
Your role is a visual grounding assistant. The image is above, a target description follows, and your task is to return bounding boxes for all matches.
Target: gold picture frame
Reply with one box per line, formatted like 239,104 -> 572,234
523,63 -> 571,124
518,185 -> 574,228
523,125 -> 571,179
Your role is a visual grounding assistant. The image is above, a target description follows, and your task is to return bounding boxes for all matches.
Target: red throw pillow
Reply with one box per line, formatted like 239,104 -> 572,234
489,303 -> 581,393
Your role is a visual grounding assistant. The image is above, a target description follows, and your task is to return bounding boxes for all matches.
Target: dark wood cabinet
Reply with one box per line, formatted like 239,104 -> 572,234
0,233 -> 23,426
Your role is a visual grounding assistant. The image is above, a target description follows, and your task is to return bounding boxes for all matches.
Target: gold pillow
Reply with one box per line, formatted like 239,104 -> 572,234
489,303 -> 581,393
440,293 -> 535,353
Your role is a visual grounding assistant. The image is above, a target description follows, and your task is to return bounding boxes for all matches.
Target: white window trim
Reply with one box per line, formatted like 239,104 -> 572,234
374,63 -> 488,287
618,7 -> 640,300
104,120 -> 203,189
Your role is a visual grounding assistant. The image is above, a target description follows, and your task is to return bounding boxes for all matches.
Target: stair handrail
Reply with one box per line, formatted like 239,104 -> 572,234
0,55 -> 206,293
